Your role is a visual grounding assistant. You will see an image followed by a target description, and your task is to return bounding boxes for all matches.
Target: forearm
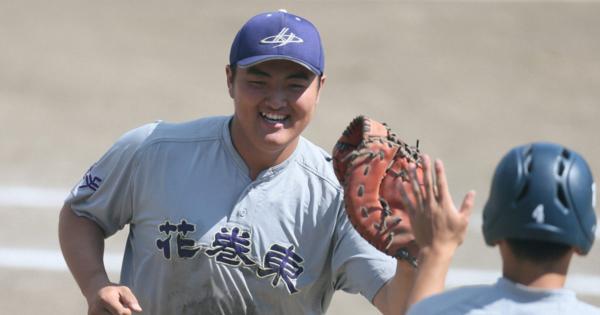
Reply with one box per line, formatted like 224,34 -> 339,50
58,204 -> 110,299
374,260 -> 416,315
406,246 -> 455,307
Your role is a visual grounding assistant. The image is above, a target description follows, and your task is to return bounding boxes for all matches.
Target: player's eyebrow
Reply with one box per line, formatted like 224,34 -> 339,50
246,65 -> 313,81
286,72 -> 312,81
246,66 -> 270,77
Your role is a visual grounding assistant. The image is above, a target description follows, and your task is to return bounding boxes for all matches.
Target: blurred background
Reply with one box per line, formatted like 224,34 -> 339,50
1,0 -> 599,313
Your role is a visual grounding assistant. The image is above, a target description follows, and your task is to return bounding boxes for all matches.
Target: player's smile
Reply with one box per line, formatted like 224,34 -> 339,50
259,111 -> 289,125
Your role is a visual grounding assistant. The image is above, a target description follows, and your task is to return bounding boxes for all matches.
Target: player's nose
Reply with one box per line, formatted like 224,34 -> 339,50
265,88 -> 288,109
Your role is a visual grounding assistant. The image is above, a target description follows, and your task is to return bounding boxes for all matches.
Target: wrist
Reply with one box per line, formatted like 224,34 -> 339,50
418,245 -> 456,264
82,273 -> 111,300
396,258 -> 418,274
406,245 -> 457,306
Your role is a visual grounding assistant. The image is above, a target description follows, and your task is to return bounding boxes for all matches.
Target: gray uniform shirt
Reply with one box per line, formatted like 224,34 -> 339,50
67,116 -> 396,315
407,277 -> 600,315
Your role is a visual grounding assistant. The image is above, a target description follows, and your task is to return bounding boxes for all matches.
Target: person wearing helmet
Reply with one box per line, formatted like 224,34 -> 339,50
403,142 -> 599,314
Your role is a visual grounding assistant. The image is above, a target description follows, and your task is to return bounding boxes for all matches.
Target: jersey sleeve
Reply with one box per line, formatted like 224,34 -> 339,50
330,191 -> 397,303
65,122 -> 158,237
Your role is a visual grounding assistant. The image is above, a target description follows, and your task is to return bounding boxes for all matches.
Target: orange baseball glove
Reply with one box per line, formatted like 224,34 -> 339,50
332,116 -> 423,267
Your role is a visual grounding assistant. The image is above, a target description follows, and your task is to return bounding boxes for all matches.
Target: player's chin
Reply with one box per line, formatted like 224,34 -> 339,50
262,133 -> 294,147
262,130 -> 301,149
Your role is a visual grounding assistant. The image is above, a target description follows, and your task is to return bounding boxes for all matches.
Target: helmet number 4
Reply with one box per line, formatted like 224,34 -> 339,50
532,204 -> 545,224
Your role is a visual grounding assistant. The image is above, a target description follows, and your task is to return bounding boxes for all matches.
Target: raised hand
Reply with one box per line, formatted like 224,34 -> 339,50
399,154 -> 475,255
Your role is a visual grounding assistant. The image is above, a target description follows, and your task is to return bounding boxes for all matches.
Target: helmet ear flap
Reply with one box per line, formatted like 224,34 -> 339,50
482,148 -> 524,246
565,154 -> 597,255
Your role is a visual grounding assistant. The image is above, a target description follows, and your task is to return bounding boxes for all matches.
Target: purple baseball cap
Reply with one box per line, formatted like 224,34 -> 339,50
229,9 -> 325,75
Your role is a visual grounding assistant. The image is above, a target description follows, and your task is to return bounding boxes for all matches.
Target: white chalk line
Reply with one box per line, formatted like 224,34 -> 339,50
0,247 -> 123,273
2,185 -> 598,239
1,185 -> 599,296
0,247 -> 599,297
0,186 -> 69,208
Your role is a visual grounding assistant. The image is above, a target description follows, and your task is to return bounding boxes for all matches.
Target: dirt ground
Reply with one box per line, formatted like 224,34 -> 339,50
1,1 -> 599,314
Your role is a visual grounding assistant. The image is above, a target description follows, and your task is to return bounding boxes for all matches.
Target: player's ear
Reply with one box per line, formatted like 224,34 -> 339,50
315,74 -> 326,104
226,65 -> 235,98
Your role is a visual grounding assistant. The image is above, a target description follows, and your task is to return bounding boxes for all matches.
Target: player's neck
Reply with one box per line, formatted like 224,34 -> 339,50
501,247 -> 572,290
503,266 -> 568,289
229,120 -> 298,180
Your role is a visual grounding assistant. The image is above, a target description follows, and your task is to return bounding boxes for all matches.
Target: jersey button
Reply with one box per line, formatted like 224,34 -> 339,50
238,208 -> 247,217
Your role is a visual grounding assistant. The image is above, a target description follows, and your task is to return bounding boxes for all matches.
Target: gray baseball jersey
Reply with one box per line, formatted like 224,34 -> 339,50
66,116 -> 396,315
406,277 -> 600,315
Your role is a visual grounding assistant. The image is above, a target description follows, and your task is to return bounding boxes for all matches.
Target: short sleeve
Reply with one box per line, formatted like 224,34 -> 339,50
331,193 -> 397,303
65,122 -> 158,237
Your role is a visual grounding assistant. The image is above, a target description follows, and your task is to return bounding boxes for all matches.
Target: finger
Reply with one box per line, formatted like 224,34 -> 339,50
434,159 -> 454,206
119,287 -> 143,313
100,292 -> 132,315
459,190 -> 476,218
421,154 -> 435,204
398,178 -> 417,216
102,302 -> 130,315
409,163 -> 424,212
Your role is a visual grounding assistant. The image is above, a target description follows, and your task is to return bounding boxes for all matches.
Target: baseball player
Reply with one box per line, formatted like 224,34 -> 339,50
403,142 -> 599,314
58,10 -> 468,315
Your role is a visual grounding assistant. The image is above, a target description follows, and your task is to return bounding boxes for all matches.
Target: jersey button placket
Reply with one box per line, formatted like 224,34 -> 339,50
232,185 -> 253,222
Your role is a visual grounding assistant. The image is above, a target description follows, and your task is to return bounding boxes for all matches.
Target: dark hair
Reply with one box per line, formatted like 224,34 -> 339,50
506,238 -> 572,263
229,64 -> 238,81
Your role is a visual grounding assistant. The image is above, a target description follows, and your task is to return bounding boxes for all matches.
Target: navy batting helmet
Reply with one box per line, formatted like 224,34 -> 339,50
482,142 -> 597,254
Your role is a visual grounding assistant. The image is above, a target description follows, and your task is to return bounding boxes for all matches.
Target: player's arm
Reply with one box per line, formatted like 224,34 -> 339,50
402,155 -> 475,308
372,259 -> 416,315
373,155 -> 475,314
371,245 -> 458,315
59,204 -> 142,315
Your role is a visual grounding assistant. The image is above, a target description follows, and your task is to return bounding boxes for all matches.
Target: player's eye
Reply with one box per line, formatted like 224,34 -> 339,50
288,82 -> 308,91
248,80 -> 266,88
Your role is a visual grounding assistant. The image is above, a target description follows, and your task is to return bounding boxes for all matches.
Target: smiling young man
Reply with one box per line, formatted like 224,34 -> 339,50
58,10 -> 450,315
226,59 -> 322,180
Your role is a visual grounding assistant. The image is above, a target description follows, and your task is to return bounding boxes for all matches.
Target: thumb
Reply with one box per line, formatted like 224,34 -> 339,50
120,287 -> 143,312
459,190 -> 476,219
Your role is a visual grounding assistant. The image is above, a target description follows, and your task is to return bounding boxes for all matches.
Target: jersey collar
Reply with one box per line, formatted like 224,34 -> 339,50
221,116 -> 302,182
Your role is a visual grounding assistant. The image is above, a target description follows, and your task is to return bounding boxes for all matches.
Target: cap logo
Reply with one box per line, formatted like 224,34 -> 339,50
260,27 -> 303,47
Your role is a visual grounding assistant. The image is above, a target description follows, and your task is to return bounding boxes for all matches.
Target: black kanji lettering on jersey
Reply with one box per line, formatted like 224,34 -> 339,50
156,220 -> 200,259
205,226 -> 255,266
78,166 -> 102,191
257,244 -> 304,294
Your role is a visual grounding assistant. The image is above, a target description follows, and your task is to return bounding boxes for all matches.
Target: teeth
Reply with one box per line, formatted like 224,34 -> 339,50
261,112 -> 287,121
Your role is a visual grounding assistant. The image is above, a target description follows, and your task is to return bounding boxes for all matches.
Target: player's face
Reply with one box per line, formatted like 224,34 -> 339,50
227,60 -> 325,161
